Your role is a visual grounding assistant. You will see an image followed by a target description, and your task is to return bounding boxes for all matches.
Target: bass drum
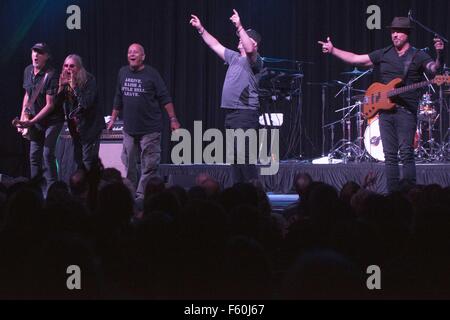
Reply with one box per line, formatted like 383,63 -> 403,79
364,117 -> 385,162
364,116 -> 420,162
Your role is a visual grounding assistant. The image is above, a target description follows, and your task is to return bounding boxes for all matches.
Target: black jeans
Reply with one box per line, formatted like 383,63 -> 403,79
379,107 -> 417,193
226,128 -> 259,184
72,135 -> 101,171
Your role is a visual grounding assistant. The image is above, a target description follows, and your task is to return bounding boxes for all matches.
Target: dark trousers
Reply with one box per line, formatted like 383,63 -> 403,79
379,107 -> 417,193
29,122 -> 64,193
226,129 -> 259,184
72,135 -> 101,171
123,131 -> 161,198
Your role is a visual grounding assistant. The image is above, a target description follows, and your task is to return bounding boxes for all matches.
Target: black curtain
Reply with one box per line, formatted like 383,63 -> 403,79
1,0 -> 449,177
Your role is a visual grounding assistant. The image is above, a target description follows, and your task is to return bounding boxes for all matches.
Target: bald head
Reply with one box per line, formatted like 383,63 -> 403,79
129,43 -> 145,55
128,43 -> 146,70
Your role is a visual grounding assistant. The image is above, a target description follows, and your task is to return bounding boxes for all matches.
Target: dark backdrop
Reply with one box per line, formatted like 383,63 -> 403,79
1,0 -> 449,177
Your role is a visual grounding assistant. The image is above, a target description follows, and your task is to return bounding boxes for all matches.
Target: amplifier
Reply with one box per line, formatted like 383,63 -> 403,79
59,120 -> 124,141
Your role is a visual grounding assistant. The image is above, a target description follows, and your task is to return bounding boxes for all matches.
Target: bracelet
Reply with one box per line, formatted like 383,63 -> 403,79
198,27 -> 205,35
237,26 -> 244,33
170,117 -> 178,122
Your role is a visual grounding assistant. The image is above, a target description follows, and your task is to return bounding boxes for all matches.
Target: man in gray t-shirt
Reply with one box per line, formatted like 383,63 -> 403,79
190,10 -> 263,182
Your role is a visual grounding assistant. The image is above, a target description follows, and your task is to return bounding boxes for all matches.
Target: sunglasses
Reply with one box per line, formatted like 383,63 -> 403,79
64,64 -> 76,68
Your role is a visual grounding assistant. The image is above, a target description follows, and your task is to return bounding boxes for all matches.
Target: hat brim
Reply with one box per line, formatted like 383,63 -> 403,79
31,47 -> 46,53
385,25 -> 414,30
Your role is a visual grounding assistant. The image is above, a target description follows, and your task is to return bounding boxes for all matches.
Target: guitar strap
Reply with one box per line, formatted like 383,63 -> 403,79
402,47 -> 419,82
25,72 -> 50,114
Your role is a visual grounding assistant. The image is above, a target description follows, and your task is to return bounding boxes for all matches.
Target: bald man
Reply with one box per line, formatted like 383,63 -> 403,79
108,43 -> 180,198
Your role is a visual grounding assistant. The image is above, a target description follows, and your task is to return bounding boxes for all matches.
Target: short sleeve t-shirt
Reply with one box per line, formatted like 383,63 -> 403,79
368,46 -> 433,112
221,49 -> 263,111
23,64 -> 63,126
221,49 -> 263,129
113,65 -> 172,135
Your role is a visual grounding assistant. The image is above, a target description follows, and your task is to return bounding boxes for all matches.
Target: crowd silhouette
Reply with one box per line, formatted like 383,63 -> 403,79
0,160 -> 449,299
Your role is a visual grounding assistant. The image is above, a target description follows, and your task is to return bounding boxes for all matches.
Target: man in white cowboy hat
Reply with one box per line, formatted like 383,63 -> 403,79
318,17 -> 445,193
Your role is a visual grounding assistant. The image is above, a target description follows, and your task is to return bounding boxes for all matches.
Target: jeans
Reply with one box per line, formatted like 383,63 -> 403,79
72,135 -> 101,171
123,131 -> 161,198
29,122 -> 64,194
379,107 -> 417,193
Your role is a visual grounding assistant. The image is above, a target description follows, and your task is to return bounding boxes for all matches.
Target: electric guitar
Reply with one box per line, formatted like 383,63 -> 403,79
67,106 -> 81,140
12,113 -> 32,140
362,75 -> 450,119
12,72 -> 50,140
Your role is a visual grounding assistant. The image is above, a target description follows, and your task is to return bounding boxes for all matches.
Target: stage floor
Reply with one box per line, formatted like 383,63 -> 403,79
159,161 -> 450,194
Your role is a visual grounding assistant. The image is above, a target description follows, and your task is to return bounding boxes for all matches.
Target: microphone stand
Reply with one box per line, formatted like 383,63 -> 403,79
409,11 -> 448,43
410,11 -> 449,160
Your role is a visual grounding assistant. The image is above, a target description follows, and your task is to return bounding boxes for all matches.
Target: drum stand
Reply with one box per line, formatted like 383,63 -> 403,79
415,120 -> 427,162
438,69 -> 450,161
416,115 -> 441,162
421,72 -> 447,162
327,71 -> 371,163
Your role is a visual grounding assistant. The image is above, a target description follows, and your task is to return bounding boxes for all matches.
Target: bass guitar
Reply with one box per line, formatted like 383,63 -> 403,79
362,75 -> 450,119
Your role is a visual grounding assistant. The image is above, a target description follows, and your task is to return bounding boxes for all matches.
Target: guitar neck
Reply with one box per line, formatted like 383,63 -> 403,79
387,80 -> 433,98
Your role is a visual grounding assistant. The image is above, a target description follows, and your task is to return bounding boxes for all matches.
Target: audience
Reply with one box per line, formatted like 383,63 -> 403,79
0,167 -> 449,299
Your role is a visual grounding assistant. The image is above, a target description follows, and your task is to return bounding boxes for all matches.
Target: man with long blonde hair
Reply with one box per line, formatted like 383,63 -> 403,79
56,54 -> 105,171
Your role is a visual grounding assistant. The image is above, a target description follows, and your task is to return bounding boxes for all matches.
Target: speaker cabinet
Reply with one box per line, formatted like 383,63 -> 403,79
99,141 -> 126,177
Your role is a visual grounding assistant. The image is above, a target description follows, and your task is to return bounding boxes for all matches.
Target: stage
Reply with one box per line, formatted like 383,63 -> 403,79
158,161 -> 450,194
54,135 -> 450,194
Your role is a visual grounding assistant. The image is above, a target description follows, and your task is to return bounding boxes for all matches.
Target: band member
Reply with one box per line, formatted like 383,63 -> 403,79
107,43 -> 180,199
16,43 -> 64,194
190,10 -> 263,183
55,54 -> 105,171
319,17 -> 445,193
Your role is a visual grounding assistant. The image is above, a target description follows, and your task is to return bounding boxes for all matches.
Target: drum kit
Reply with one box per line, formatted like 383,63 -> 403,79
321,67 -> 450,163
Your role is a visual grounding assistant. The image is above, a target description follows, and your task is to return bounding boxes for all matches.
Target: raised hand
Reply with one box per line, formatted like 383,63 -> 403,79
69,71 -> 76,89
59,72 -> 70,88
318,37 -> 334,54
230,9 -> 242,29
363,171 -> 378,189
434,37 -> 444,53
189,14 -> 203,31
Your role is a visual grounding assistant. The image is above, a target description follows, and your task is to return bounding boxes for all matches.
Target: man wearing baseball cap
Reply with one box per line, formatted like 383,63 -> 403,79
17,42 -> 64,195
318,17 -> 445,193
190,9 -> 263,183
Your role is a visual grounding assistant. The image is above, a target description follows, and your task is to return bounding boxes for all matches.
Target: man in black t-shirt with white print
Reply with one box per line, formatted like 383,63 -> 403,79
108,43 -> 180,199
319,17 -> 445,193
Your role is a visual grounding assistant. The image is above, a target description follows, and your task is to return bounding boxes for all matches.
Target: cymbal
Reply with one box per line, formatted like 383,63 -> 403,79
340,68 -> 365,76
